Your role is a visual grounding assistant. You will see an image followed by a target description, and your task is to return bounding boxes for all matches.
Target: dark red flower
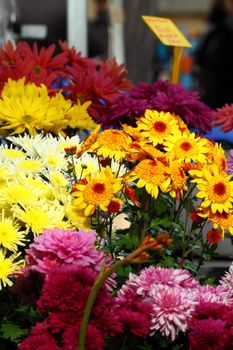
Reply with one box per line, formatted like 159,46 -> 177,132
188,318 -> 229,350
190,209 -> 205,223
207,228 -> 222,244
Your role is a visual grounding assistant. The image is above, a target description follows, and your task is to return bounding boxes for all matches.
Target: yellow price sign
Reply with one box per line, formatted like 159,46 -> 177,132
142,16 -> 191,48
142,16 -> 192,83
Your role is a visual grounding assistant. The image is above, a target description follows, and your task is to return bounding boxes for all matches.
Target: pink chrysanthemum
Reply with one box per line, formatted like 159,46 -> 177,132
219,262 -> 233,290
198,284 -> 233,305
136,266 -> 199,295
150,285 -> 198,341
213,103 -> 233,132
25,228 -> 115,289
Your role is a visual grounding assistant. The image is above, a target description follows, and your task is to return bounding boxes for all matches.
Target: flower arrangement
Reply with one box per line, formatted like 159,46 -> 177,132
0,41 -> 233,350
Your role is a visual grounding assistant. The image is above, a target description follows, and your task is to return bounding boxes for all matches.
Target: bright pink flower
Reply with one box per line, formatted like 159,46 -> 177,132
25,228 -> 115,289
136,266 -> 199,295
150,285 -> 197,341
198,285 -> 233,305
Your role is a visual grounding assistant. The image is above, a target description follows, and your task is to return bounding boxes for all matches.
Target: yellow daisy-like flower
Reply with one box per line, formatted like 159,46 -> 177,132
206,142 -> 228,173
127,159 -> 170,199
90,129 -> 131,161
167,160 -> 188,199
194,165 -> 233,213
72,166 -> 122,216
164,131 -> 209,163
136,110 -> 180,146
0,213 -> 26,252
0,250 -> 23,289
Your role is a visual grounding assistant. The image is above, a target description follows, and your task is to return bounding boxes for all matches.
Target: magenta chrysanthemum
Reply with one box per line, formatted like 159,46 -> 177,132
188,318 -> 229,350
213,103 -> 233,132
150,285 -> 197,340
25,228 -> 116,289
107,80 -> 213,132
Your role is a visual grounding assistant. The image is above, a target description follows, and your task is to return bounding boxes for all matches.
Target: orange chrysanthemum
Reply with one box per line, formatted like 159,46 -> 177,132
76,124 -> 101,158
167,160 -> 188,199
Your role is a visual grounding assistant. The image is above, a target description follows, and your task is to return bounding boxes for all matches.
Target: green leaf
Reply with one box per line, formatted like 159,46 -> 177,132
0,322 -> 27,342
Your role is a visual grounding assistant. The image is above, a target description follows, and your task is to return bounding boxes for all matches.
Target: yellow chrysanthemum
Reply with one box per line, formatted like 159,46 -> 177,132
0,213 -> 26,252
49,172 -> 68,188
65,203 -> 91,230
72,166 -> 122,216
90,129 -> 131,161
0,250 -> 23,289
164,131 -> 209,163
65,100 -> 97,130
167,160 -> 188,199
0,79 -> 66,135
136,110 -> 180,146
127,159 -> 170,199
0,184 -> 38,208
15,159 -> 43,173
12,200 -> 67,235
0,78 -> 95,136
0,147 -> 25,160
194,165 -> 233,213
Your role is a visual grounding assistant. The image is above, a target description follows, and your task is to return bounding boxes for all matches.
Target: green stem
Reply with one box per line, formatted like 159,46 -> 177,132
78,244 -> 151,350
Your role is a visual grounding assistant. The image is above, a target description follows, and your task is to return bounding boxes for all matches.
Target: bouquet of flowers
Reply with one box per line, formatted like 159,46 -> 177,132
0,41 -> 233,350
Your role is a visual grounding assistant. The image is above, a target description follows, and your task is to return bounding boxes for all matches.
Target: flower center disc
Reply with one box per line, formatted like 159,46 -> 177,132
180,141 -> 192,151
214,182 -> 226,196
153,121 -> 167,133
93,183 -> 105,194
